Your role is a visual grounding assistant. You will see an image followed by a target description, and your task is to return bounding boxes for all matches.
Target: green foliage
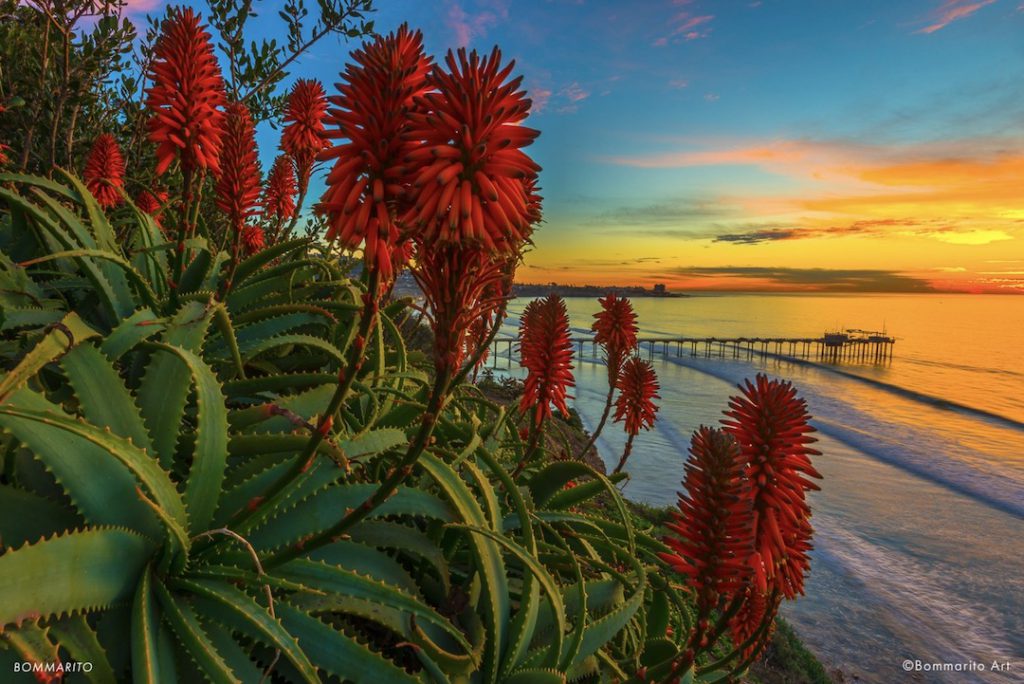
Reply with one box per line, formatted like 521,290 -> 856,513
0,0 -> 136,173
0,173 -> 742,682
746,618 -> 832,684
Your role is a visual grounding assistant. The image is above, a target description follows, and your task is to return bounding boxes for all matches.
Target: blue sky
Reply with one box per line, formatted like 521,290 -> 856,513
240,0 -> 1024,291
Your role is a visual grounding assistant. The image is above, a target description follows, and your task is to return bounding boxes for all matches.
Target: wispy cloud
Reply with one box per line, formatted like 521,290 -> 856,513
445,0 -> 509,46
708,221 -> 1013,246
555,81 -> 590,113
530,87 -> 553,114
671,266 -> 936,292
914,0 -> 996,34
653,3 -> 714,45
924,229 -> 1013,245
561,82 -> 590,102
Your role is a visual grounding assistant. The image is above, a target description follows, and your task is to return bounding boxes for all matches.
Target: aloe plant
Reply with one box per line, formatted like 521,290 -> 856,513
0,172 -> 740,683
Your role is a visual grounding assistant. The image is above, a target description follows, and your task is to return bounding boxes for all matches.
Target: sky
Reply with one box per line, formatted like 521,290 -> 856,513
136,0 -> 1024,292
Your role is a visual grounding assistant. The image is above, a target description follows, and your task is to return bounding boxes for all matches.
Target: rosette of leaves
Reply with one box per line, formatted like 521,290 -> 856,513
0,172 -> 737,682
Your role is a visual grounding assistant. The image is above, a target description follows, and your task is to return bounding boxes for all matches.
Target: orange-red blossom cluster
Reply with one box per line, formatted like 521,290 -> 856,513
660,374 -> 821,661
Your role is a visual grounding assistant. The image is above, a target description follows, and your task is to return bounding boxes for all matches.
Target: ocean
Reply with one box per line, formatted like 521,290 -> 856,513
493,293 -> 1024,683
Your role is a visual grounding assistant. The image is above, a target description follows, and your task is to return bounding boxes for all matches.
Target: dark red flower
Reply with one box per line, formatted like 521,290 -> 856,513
83,134 -> 126,208
613,357 -> 660,436
281,79 -> 329,188
318,25 -> 432,284
518,295 -> 575,427
215,102 -> 262,230
722,374 -> 822,599
413,243 -> 511,377
466,314 -> 492,369
135,188 -> 169,227
145,8 -> 227,176
729,587 -> 780,660
402,46 -> 541,252
241,225 -> 265,255
592,293 -> 639,377
659,427 -> 754,603
263,154 -> 297,221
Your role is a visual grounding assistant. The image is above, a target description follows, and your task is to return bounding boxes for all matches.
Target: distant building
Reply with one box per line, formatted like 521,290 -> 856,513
653,283 -> 667,294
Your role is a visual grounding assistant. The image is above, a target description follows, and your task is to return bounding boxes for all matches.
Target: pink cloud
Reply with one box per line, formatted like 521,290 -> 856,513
121,0 -> 163,11
561,82 -> 590,103
915,0 -> 996,34
673,13 -> 714,34
530,87 -> 552,114
445,0 -> 509,47
655,6 -> 714,45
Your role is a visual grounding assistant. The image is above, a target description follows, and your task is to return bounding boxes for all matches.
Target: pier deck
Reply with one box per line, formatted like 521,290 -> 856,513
489,331 -> 895,368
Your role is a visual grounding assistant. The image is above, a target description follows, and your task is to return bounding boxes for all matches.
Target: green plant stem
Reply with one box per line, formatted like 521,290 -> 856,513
579,362 -> 618,458
612,432 -> 636,475
281,178 -> 309,241
169,165 -> 195,309
219,222 -> 245,299
450,300 -> 508,388
266,366 -> 453,567
512,418 -> 544,479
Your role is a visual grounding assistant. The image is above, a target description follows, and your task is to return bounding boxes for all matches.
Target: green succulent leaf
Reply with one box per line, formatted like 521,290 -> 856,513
0,311 -> 98,403
152,580 -> 237,684
146,342 -> 228,535
0,527 -> 153,628
277,602 -> 424,684
170,578 -> 319,683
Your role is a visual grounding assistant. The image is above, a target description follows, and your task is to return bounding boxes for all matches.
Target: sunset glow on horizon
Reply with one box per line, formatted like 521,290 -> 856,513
241,0 -> 1024,293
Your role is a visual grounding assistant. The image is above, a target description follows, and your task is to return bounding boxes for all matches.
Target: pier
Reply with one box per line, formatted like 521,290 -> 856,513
489,329 -> 895,368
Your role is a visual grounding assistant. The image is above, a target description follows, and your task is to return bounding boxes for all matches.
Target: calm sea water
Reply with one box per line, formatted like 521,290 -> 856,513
494,294 -> 1024,683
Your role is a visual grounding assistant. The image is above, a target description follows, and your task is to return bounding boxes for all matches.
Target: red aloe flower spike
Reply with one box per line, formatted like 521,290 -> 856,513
593,293 -> 639,377
402,46 -> 542,252
413,243 -> 512,378
263,154 -> 298,222
318,25 -> 432,285
281,79 -> 329,188
610,356 -> 659,474
215,102 -> 262,233
722,373 -> 822,599
83,134 -> 126,209
729,586 -> 781,661
145,8 -> 227,176
579,293 -> 640,459
659,427 -> 755,649
135,188 -> 169,228
614,357 -> 660,436
518,295 -> 575,428
466,314 -> 491,374
241,225 -> 265,255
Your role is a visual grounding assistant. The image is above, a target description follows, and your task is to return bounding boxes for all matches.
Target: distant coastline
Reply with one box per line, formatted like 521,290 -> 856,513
512,282 -> 685,298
